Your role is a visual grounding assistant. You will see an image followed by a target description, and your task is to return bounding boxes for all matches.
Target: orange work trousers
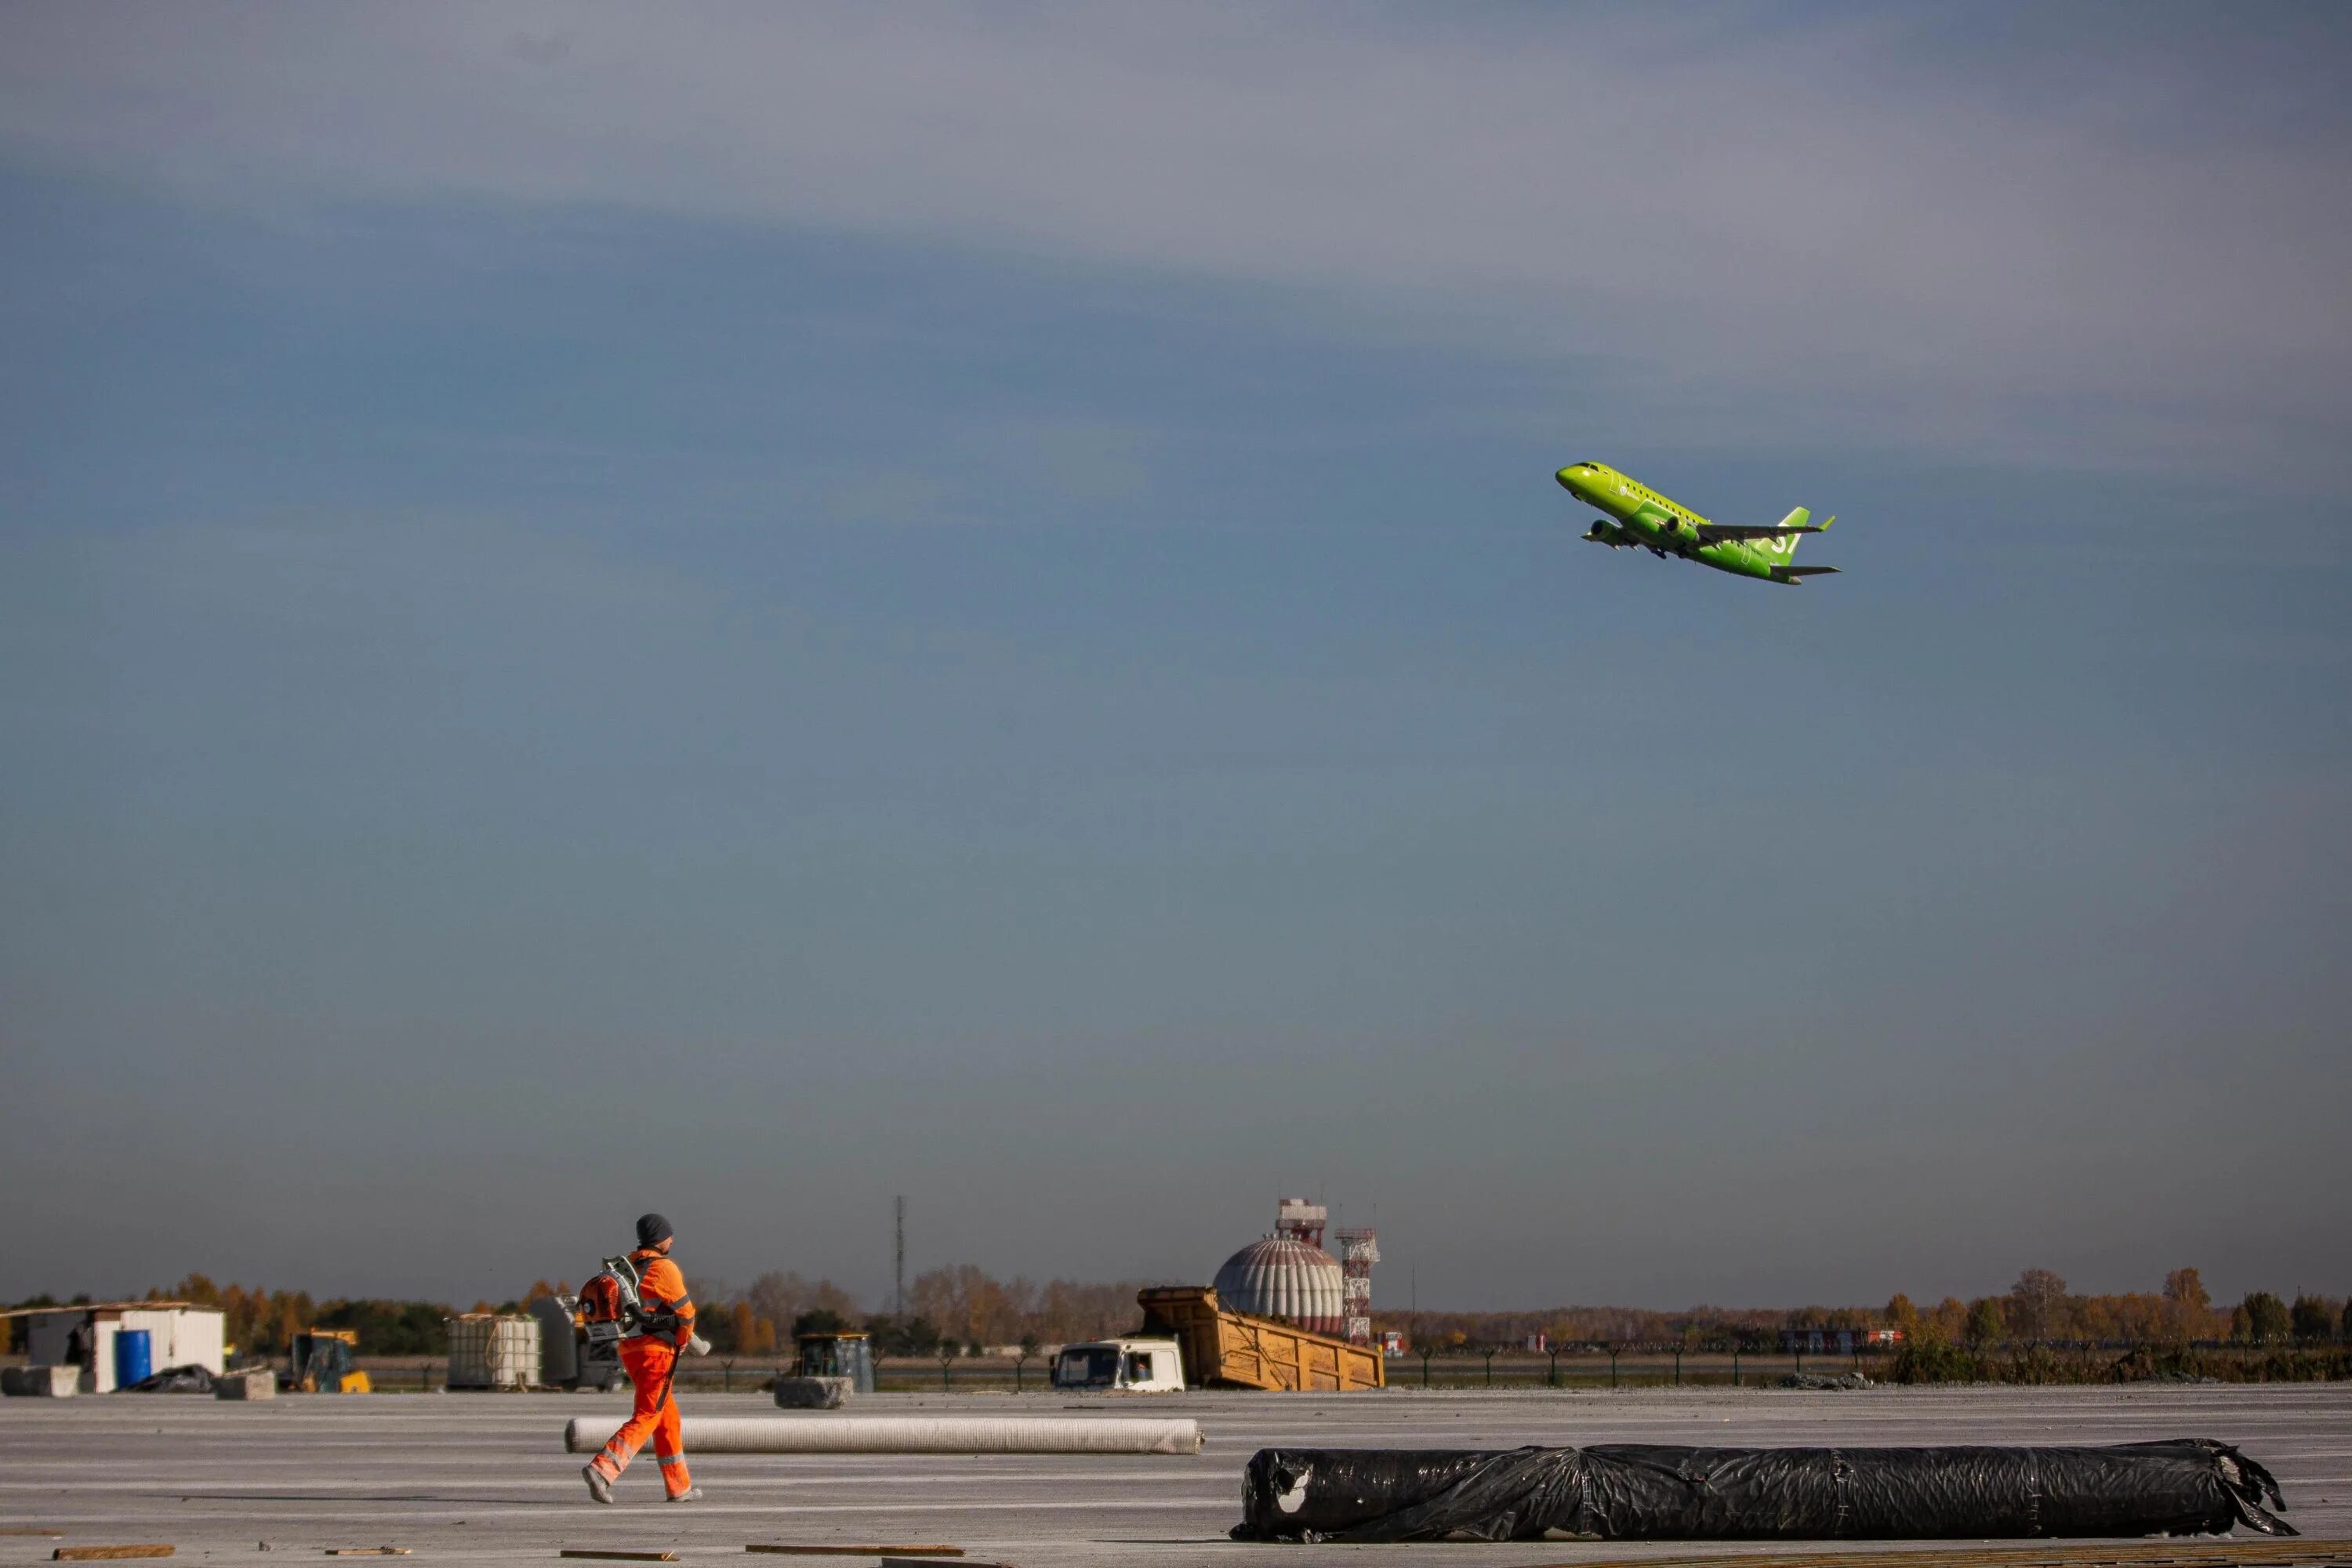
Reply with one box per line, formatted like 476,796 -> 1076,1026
590,1338 -> 692,1497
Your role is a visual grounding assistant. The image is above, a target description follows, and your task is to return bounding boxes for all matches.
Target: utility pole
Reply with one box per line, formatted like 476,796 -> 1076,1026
893,1195 -> 907,1317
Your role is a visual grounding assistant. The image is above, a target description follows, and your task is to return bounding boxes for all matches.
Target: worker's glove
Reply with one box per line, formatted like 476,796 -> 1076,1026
685,1334 -> 713,1357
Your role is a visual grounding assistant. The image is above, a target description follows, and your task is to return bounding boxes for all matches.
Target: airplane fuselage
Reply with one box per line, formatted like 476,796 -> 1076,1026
1555,462 -> 1801,583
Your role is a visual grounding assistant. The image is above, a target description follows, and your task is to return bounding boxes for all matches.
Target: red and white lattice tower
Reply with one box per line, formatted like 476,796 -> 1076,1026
1334,1227 -> 1379,1347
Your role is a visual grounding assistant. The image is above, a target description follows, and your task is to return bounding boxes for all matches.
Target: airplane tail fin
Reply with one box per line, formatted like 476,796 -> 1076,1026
1762,506 -> 1818,571
1769,512 -> 1837,583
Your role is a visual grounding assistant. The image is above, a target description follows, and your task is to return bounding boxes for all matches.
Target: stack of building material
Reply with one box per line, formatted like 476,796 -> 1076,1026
1,1365 -> 81,1397
212,1367 -> 277,1400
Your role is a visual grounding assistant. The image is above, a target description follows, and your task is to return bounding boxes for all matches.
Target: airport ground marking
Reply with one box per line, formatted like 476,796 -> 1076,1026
746,1548 -> 964,1557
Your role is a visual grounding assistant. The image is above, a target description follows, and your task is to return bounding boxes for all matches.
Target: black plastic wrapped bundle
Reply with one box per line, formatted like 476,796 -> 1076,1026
1234,1440 -> 2292,1544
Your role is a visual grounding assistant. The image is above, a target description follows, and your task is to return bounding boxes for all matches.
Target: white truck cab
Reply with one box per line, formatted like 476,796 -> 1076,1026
1049,1336 -> 1186,1392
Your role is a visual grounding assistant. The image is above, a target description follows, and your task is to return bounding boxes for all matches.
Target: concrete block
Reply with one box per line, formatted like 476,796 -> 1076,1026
772,1376 -> 851,1410
213,1367 -> 278,1400
2,1364 -> 82,1397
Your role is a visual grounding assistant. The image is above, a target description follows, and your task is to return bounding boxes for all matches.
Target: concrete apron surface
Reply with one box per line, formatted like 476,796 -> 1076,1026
2,1385 -> 2347,1566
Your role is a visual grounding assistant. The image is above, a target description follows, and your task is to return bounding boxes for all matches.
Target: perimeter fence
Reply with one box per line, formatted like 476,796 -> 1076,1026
336,1340 -> 2352,1395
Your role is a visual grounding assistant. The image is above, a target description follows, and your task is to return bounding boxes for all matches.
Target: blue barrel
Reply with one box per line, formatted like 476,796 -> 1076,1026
114,1328 -> 152,1390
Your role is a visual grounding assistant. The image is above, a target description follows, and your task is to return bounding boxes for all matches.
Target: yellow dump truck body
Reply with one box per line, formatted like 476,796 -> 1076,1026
1136,1286 -> 1385,1392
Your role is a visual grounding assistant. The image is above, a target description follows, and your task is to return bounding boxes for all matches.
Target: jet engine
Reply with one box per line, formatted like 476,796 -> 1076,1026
1582,519 -> 1629,547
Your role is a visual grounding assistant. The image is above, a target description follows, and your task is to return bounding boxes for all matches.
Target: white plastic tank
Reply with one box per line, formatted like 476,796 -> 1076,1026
446,1314 -> 542,1388
1213,1236 -> 1345,1335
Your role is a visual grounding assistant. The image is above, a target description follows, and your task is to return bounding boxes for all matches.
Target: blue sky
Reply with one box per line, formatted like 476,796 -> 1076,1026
2,3 -> 2347,1311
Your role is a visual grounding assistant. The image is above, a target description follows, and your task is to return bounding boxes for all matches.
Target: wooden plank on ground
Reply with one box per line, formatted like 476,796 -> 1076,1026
2,1530 -> 68,1537
52,1551 -> 175,1563
557,1554 -> 677,1564
325,1552 -> 412,1558
747,1549 -> 964,1559
1526,1542 -> 2352,1568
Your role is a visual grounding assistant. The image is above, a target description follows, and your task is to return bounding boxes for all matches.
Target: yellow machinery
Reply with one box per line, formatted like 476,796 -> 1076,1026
289,1328 -> 372,1393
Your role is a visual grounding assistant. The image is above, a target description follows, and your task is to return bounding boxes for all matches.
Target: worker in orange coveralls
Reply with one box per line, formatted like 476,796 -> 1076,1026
583,1213 -> 710,1503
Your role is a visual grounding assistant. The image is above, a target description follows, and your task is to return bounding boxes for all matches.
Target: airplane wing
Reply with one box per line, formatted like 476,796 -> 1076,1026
1693,523 -> 1824,543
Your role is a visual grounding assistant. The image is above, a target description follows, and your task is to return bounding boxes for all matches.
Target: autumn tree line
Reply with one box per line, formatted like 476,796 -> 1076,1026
1405,1270 -> 2350,1352
0,1268 -> 1167,1363
1399,1269 -> 2352,1385
676,1265 -> 1169,1360
1881,1268 -> 2325,1350
1878,1269 -> 2352,1385
9,1265 -> 2347,1381
1,1277 -> 456,1358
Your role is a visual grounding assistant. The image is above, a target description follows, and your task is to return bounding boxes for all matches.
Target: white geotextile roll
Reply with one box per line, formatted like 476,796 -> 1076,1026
565,1414 -> 1203,1455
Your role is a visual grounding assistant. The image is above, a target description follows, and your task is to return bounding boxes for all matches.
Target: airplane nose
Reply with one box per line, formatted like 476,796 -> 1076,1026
1555,466 -> 1579,491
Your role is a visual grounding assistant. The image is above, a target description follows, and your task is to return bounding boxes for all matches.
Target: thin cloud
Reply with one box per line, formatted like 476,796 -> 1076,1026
2,3 -> 2346,479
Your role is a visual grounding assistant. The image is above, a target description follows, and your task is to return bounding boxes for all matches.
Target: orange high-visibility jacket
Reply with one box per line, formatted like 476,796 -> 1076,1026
628,1248 -> 695,1345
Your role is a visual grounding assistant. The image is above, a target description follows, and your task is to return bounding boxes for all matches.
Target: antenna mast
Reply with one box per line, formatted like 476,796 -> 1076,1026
893,1194 -> 906,1317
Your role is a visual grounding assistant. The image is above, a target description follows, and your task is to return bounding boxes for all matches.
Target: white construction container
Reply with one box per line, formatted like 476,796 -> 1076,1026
446,1313 -> 542,1389
10,1304 -> 226,1393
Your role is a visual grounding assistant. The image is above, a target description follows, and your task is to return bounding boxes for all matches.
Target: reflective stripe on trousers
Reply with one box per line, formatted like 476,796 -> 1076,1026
594,1338 -> 692,1497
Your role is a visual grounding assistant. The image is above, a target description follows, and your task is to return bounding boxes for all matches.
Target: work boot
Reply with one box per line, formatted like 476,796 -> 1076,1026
582,1465 -> 614,1504
666,1486 -> 703,1503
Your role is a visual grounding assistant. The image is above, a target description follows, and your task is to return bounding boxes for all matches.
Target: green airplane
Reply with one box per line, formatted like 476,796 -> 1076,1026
1556,461 -> 1839,585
